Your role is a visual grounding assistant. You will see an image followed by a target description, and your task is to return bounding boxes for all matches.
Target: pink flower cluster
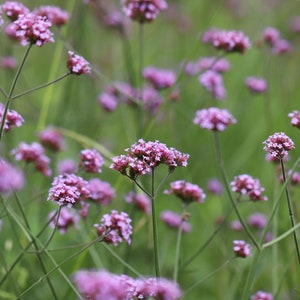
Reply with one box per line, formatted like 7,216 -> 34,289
2,1 -> 29,21
125,191 -> 151,214
87,178 -> 115,205
143,66 -> 176,90
263,132 -> 295,159
79,148 -> 105,173
73,269 -> 182,300
32,5 -> 69,27
164,180 -> 206,205
160,210 -> 192,233
11,142 -> 51,176
47,173 -> 90,206
121,0 -> 168,23
251,290 -> 273,300
230,174 -> 267,202
193,107 -> 236,131
0,102 -> 24,132
94,210 -> 132,246
233,240 -> 251,258
199,70 -> 226,100
38,126 -> 64,152
245,76 -> 268,94
111,139 -> 189,179
67,51 -> 91,75
288,110 -> 300,129
202,28 -> 251,54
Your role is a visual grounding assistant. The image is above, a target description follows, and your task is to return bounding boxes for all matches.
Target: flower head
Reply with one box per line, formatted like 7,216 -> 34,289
250,290 -> 273,300
33,5 -> 69,27
245,76 -> 268,94
262,27 -> 280,46
38,126 -> 64,152
193,107 -> 236,131
142,66 -> 176,90
87,178 -> 115,205
233,240 -> 252,258
2,1 -> 29,21
67,51 -> 91,75
94,210 -> 132,246
0,102 -> 24,132
263,132 -> 295,159
199,70 -> 226,99
125,191 -> 151,214
160,210 -> 192,233
79,148 -> 104,173
247,213 -> 267,230
288,110 -> 300,129
207,178 -> 223,195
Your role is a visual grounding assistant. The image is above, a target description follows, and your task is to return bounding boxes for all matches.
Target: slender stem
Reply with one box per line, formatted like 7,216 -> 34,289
280,158 -> 300,266
137,22 -> 144,138
213,131 -> 259,249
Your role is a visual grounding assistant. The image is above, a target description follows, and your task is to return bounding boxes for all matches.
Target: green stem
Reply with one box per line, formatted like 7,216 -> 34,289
137,22 -> 144,138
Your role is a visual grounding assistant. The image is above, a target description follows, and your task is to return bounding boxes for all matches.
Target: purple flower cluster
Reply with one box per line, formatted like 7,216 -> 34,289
87,178 -> 115,205
263,132 -> 295,159
233,240 -> 251,258
164,180 -> 206,205
245,76 -> 268,94
121,0 -> 168,23
67,51 -> 91,75
111,139 -> 189,179
230,174 -> 267,202
160,210 -> 192,233
79,148 -> 105,173
125,191 -> 151,214
38,126 -> 64,152
0,159 -> 24,194
94,210 -> 132,246
143,66 -> 176,90
2,1 -> 29,21
32,5 -> 69,27
0,102 -> 24,132
202,28 -> 251,54
199,70 -> 226,100
250,290 -> 273,300
47,173 -> 90,206
193,107 -> 236,132
73,269 -> 182,300
288,110 -> 300,129
11,142 -> 51,176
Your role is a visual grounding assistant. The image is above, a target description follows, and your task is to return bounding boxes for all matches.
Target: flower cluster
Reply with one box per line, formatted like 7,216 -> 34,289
47,173 -> 90,206
94,210 -> 132,246
245,76 -> 268,94
38,126 -> 64,152
67,51 -> 91,75
202,28 -> 251,54
110,139 -> 189,179
233,240 -> 252,258
193,107 -> 236,131
230,174 -> 268,202
160,210 -> 192,233
142,66 -> 176,90
250,290 -> 273,300
73,269 -> 182,300
79,148 -> 105,173
121,0 -> 168,23
32,5 -> 69,27
164,180 -> 206,205
0,102 -> 24,132
199,70 -> 226,99
11,142 -> 51,176
288,110 -> 300,129
87,178 -> 115,205
125,191 -> 151,214
2,1 -> 30,21
263,132 -> 295,159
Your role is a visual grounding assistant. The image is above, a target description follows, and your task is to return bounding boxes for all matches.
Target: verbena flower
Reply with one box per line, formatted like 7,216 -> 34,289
38,126 -> 64,152
0,102 -> 24,132
245,76 -> 268,94
48,207 -> 80,234
271,39 -> 292,55
67,51 -> 91,75
0,56 -> 17,69
263,132 -> 295,159
121,0 -> 168,23
233,240 -> 252,258
279,170 -> 300,185
247,213 -> 267,230
262,27 -> 280,46
79,148 -> 104,173
33,5 -> 69,27
94,210 -> 132,246
250,290 -> 273,300
202,28 -> 251,54
230,220 -> 243,231
0,159 -> 24,194
160,210 -> 192,233
2,1 -> 29,21
140,86 -> 163,115
164,180 -> 206,205
199,70 -> 226,99
125,191 -> 151,214
13,13 -> 54,47
193,107 -> 236,131
87,178 -> 115,205
288,110 -> 300,128
207,178 -> 223,195
57,159 -> 77,174
142,66 -> 176,90
47,173 -> 90,206
230,174 -> 267,202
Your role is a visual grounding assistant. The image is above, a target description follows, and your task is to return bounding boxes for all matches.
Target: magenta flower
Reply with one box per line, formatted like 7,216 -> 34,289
13,13 -> 54,47
121,0 -> 168,23
164,180 -> 206,205
67,51 -> 91,75
231,174 -> 267,202
199,70 -> 226,99
271,39 -> 292,55
94,210 -> 132,246
47,173 -> 90,206
207,178 -> 223,195
245,76 -> 268,94
0,159 -> 24,194
193,107 -> 236,132
142,66 -> 176,90
160,210 -> 192,233
202,28 -> 251,54
262,27 -> 280,46
2,1 -> 29,21
250,290 -> 273,300
57,159 -> 77,174
288,110 -> 300,129
38,126 -> 64,152
98,92 -> 119,112
79,148 -> 104,173
33,5 -> 69,27
0,102 -> 24,132
230,220 -> 243,231
87,178 -> 115,205
279,170 -> 300,185
233,240 -> 252,258
0,56 -> 17,69
48,207 -> 80,234
140,86 -> 163,115
247,213 -> 267,230
125,191 -> 151,214
263,132 -> 295,159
